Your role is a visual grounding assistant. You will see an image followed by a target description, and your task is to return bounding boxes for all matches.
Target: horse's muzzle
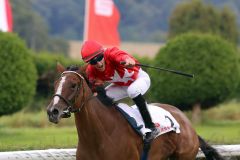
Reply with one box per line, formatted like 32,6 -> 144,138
47,106 -> 61,124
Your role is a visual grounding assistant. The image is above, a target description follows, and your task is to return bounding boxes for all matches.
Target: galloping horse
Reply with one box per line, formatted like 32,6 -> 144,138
47,64 -> 223,160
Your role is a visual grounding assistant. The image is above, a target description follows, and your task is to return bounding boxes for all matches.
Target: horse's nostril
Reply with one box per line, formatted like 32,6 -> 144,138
52,108 -> 59,115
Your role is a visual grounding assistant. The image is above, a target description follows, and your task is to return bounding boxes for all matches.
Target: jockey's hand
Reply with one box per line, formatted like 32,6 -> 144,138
123,58 -> 135,68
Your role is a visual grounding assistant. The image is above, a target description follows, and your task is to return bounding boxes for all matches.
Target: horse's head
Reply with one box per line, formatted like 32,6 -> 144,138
47,63 -> 90,124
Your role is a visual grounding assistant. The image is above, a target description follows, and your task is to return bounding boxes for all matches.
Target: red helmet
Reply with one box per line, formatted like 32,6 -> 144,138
81,40 -> 104,62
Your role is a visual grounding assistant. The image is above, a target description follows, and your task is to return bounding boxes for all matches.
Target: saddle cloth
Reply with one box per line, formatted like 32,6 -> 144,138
117,103 -> 180,139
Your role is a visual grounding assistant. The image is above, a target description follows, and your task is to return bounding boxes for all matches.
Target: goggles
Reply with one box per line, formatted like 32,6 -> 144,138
89,54 -> 104,65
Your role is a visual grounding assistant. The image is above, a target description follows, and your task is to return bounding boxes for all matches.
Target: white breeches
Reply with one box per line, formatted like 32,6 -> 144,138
105,69 -> 151,101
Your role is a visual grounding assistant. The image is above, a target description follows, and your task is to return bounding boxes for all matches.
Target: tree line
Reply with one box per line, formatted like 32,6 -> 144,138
9,0 -> 240,55
11,0 -> 240,42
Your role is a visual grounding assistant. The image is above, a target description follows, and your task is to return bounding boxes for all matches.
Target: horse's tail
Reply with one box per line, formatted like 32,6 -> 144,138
198,136 -> 225,160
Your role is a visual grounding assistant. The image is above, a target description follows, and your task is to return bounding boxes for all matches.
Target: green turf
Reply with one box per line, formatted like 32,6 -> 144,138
0,127 -> 77,151
0,121 -> 239,151
194,121 -> 240,144
0,101 -> 239,151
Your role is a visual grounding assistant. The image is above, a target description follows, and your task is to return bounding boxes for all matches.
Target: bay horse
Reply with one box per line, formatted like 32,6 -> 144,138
47,63 -> 224,160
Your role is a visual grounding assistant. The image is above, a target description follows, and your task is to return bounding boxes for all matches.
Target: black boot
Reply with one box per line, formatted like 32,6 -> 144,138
132,94 -> 159,143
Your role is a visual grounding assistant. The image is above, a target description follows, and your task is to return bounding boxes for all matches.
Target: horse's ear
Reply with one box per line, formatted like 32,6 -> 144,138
79,64 -> 88,77
57,62 -> 66,73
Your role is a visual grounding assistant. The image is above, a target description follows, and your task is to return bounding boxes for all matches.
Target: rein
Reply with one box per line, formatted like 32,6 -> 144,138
53,71 -> 94,118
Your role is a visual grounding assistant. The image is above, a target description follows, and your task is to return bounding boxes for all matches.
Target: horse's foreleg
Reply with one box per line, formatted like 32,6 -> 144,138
76,146 -> 92,160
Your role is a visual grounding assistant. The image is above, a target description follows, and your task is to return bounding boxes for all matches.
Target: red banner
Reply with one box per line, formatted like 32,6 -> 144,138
84,0 -> 120,46
0,0 -> 13,32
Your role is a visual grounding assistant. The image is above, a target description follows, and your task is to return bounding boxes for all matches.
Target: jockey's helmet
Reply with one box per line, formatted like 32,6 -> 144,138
81,40 -> 104,63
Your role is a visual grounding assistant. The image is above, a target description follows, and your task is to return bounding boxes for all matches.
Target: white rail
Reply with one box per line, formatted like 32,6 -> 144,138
198,145 -> 240,158
0,149 -> 76,160
0,145 -> 239,160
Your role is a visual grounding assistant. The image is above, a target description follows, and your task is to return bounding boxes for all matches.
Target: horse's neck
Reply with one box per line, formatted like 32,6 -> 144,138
74,97 -> 117,146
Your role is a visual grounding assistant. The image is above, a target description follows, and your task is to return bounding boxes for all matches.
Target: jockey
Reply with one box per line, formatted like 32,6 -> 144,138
80,40 -> 159,142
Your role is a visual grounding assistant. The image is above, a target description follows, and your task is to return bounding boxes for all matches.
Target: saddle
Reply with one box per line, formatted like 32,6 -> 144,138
116,103 -> 180,140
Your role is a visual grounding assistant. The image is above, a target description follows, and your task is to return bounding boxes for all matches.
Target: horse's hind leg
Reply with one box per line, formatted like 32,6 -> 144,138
161,151 -> 196,160
173,142 -> 198,160
149,133 -> 177,160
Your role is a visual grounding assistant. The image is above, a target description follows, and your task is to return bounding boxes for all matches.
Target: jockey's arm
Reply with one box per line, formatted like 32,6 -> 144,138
108,48 -> 137,68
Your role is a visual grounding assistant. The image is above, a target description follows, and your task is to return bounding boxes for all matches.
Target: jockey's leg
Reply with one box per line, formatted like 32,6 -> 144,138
127,69 -> 159,142
132,94 -> 154,128
132,94 -> 159,143
105,84 -> 128,101
105,69 -> 150,102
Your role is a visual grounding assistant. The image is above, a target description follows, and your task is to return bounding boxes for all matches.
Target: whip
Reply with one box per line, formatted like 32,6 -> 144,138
120,61 -> 194,78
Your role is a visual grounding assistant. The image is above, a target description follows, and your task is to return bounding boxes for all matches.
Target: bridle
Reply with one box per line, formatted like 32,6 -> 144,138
53,71 -> 94,118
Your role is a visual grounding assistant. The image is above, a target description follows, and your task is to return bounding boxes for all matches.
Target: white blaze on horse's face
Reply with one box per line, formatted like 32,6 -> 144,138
53,76 -> 66,105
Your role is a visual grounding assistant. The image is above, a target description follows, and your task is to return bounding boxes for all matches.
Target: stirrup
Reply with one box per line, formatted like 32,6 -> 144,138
144,128 -> 160,143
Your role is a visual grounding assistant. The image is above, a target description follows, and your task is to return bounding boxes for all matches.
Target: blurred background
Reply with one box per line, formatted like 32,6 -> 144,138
0,0 -> 240,154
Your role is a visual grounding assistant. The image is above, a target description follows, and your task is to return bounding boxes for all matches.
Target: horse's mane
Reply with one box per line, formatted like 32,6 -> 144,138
66,65 -> 79,71
66,65 -> 115,107
95,86 -> 116,107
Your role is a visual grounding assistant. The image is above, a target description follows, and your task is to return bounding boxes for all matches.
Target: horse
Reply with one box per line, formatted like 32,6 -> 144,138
47,63 -> 224,160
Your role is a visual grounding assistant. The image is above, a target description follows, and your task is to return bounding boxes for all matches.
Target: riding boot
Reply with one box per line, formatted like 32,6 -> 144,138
132,94 -> 160,143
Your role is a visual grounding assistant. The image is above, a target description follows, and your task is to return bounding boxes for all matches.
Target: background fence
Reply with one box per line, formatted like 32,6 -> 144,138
0,145 -> 239,160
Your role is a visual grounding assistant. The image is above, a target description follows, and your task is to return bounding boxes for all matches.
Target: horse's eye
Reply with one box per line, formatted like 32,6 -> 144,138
71,84 -> 77,89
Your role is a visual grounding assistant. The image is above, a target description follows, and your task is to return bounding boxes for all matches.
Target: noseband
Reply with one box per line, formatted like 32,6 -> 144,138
53,71 -> 93,118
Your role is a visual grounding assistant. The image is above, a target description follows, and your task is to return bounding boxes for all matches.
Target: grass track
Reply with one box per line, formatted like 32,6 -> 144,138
0,127 -> 77,151
0,101 -> 239,151
195,121 -> 240,144
0,121 -> 239,151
